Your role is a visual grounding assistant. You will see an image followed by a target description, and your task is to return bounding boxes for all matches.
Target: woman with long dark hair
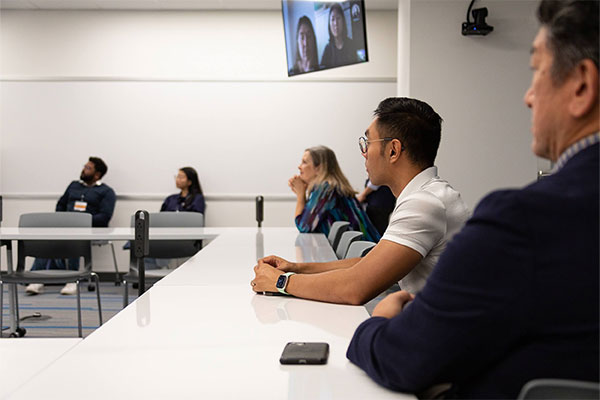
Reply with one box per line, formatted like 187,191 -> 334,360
161,167 -> 205,213
290,16 -> 319,75
320,3 -> 358,69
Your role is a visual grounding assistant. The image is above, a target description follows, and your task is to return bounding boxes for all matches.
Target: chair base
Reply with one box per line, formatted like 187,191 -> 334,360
0,274 -> 103,338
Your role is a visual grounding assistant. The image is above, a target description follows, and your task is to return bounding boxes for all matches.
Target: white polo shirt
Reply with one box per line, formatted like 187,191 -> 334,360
381,166 -> 470,294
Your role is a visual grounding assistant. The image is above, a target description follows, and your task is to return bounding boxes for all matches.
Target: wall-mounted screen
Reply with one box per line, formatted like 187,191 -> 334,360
282,1 -> 368,76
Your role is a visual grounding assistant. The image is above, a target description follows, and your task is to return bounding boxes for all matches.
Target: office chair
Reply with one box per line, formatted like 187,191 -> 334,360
123,212 -> 204,307
0,212 -> 102,338
345,240 -> 376,259
335,231 -> 363,259
518,379 -> 599,399
327,221 -> 350,251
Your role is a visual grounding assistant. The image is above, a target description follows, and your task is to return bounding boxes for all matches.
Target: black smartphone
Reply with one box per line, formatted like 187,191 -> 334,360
279,342 -> 329,365
261,291 -> 287,296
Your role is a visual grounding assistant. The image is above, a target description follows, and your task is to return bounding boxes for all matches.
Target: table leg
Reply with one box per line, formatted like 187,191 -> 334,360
6,242 -> 16,335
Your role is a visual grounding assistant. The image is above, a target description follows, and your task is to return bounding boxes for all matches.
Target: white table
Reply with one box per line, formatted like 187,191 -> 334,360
4,228 -> 414,399
0,338 -> 81,398
156,228 -> 336,287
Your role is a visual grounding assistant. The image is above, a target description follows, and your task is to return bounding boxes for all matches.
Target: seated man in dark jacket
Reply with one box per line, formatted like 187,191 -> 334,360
347,1 -> 599,398
26,156 -> 116,295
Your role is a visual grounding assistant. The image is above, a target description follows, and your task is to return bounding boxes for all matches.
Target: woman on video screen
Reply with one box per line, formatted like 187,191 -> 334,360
320,3 -> 358,68
290,146 -> 380,242
290,16 -> 319,75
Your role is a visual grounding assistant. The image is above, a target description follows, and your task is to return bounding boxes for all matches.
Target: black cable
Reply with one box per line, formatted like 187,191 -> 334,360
1,312 -> 42,330
19,312 -> 42,321
466,0 -> 476,23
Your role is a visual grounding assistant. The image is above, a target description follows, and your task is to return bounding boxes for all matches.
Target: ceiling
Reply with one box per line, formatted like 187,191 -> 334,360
0,0 -> 398,10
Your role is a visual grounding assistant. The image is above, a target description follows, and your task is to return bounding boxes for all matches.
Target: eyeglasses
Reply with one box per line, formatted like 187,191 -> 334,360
358,136 -> 393,154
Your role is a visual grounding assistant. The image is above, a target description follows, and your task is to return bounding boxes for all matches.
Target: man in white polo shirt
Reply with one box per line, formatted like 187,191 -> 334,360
382,163 -> 468,294
251,97 -> 469,305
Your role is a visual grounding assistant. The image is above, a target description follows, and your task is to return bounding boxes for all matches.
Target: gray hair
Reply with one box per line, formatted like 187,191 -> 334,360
537,0 -> 599,83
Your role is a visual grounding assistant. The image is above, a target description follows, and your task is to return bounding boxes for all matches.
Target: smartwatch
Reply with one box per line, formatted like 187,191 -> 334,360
276,272 -> 296,295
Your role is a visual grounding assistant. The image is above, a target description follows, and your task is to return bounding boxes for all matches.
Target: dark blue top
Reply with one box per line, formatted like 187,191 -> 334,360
56,181 -> 116,227
364,179 -> 396,236
364,180 -> 395,211
347,144 -> 599,398
161,193 -> 205,214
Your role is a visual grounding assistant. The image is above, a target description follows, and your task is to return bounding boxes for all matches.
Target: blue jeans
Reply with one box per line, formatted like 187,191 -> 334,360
30,258 -> 80,271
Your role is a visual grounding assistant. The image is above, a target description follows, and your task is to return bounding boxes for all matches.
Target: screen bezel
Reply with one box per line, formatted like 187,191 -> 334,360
282,0 -> 369,77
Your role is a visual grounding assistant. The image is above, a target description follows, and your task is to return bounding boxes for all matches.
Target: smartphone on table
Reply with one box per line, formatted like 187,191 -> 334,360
279,342 -> 329,365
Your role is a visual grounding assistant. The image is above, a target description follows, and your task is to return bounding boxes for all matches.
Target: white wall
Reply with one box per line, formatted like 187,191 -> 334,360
0,2 -> 553,271
0,9 -> 398,223
0,9 -> 397,271
409,0 -> 550,210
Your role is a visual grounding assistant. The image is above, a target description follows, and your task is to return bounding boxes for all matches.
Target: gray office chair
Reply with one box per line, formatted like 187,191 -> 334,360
327,221 -> 350,251
335,231 -> 363,259
345,240 -> 376,259
518,379 -> 599,399
0,212 -> 102,338
123,212 -> 204,307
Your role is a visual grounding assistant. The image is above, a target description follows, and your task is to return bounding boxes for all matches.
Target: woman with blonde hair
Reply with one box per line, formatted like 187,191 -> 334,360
289,145 -> 380,242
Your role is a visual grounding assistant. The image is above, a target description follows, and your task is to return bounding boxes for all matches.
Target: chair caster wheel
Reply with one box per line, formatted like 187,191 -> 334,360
132,283 -> 139,289
9,327 -> 26,338
88,284 -> 95,292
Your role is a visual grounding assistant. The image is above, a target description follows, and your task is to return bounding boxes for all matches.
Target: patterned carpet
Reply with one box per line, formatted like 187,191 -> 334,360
1,282 -> 136,338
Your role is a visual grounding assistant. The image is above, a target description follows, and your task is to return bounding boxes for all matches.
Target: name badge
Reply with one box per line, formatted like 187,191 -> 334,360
74,201 -> 88,212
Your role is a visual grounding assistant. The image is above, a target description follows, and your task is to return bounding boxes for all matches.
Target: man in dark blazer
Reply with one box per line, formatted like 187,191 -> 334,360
346,1 -> 599,398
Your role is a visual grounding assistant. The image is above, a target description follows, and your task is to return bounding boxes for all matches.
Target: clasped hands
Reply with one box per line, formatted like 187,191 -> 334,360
288,175 -> 307,196
250,256 -> 415,320
251,255 -> 296,293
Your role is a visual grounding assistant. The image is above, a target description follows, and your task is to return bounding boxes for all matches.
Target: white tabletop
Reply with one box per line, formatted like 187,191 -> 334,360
8,286 -> 407,400
157,228 -> 336,287
0,338 -> 81,398
5,228 -> 415,399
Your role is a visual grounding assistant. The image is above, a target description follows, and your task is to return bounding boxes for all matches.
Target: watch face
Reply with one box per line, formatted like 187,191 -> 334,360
276,275 -> 287,289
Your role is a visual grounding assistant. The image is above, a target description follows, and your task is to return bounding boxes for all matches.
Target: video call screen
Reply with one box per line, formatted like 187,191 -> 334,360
282,0 -> 368,77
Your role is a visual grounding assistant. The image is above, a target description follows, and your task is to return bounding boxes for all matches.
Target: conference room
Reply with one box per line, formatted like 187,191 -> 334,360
2,0 -> 598,398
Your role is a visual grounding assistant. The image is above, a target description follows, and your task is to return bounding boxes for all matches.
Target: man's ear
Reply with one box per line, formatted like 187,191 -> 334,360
94,172 -> 102,181
389,139 -> 402,163
569,59 -> 599,119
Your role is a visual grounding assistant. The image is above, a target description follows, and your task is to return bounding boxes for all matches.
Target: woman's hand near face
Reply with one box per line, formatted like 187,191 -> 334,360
288,175 -> 307,197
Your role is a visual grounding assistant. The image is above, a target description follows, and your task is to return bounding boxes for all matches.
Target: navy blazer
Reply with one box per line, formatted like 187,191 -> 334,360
347,144 -> 599,398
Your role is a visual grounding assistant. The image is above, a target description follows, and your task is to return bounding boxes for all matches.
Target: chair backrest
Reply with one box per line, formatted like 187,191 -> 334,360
327,221 -> 350,250
19,212 -> 92,228
129,212 -> 204,260
345,240 -> 376,259
518,379 -> 600,399
335,231 -> 363,259
17,212 -> 92,269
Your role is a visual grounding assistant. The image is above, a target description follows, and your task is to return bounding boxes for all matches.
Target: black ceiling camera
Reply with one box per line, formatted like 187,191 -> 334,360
462,0 -> 494,36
